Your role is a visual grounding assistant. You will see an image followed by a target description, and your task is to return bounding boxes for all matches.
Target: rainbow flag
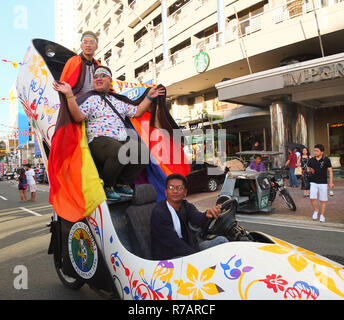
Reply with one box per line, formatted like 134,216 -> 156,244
48,55 -> 105,222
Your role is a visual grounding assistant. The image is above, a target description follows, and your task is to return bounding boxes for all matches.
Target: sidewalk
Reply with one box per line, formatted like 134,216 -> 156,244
186,178 -> 344,226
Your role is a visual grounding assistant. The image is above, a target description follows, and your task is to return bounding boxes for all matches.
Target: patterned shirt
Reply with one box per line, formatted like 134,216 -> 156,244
79,94 -> 137,143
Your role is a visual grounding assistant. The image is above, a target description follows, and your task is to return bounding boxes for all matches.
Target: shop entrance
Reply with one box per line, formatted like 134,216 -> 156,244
329,122 -> 344,167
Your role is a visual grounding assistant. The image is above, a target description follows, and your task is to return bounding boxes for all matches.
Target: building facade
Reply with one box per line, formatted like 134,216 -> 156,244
75,0 -> 344,165
55,0 -> 79,51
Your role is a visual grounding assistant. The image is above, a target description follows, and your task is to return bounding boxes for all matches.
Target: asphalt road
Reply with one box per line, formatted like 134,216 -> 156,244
1,179 -> 343,300
0,179 -> 102,300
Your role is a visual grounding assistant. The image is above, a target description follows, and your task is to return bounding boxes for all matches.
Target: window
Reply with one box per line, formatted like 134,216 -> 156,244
329,123 -> 344,157
104,49 -> 112,66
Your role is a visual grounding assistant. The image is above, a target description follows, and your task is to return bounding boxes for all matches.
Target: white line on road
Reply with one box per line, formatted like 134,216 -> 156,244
19,207 -> 42,217
0,195 -> 7,200
237,216 -> 344,233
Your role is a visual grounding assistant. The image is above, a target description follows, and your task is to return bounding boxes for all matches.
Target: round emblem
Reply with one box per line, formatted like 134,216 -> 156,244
195,51 -> 210,73
68,222 -> 98,279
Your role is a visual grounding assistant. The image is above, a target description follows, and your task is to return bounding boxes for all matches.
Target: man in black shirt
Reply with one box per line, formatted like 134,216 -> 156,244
307,144 -> 334,223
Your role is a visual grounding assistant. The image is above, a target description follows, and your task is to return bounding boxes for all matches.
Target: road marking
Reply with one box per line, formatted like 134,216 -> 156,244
0,195 -> 8,200
238,216 -> 344,233
0,204 -> 51,214
19,207 -> 42,217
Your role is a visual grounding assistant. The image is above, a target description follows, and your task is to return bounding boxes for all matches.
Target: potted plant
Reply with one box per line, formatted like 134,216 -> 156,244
328,154 -> 341,168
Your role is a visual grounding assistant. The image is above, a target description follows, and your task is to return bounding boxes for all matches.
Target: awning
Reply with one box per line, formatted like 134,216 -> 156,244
215,52 -> 344,108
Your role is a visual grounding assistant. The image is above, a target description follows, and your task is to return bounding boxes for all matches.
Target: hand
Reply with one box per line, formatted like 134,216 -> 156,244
205,204 -> 222,219
147,86 -> 165,98
329,182 -> 334,189
53,80 -> 73,96
307,167 -> 315,174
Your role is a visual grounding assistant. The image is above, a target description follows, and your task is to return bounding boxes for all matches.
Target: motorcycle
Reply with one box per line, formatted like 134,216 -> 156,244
267,169 -> 296,211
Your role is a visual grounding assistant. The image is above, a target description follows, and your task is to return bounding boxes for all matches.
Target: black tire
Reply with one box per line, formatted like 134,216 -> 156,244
207,178 -> 218,192
279,189 -> 296,211
53,251 -> 84,290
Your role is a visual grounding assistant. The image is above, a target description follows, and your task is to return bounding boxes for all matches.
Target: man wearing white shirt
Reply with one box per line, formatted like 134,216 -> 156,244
25,164 -> 37,202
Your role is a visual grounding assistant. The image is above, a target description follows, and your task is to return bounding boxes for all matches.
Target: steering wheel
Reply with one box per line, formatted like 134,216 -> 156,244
200,198 -> 238,240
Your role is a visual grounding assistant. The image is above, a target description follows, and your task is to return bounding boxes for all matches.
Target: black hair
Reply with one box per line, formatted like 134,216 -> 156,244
81,31 -> 98,43
254,154 -> 262,159
166,173 -> 187,188
314,144 -> 325,152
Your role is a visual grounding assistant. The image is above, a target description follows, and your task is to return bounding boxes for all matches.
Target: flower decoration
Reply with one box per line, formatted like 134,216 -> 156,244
260,274 -> 288,293
174,264 -> 224,300
220,255 -> 253,280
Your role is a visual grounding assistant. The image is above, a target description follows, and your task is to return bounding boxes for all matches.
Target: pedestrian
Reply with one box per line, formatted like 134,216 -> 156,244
300,147 -> 311,197
25,164 -> 37,202
307,144 -> 334,223
285,148 -> 298,188
16,168 -> 27,202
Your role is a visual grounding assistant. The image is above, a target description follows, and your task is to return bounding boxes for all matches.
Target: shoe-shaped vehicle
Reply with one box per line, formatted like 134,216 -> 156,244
16,39 -> 344,300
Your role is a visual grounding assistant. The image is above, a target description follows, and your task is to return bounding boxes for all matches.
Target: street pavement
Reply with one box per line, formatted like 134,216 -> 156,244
186,178 -> 344,228
1,177 -> 343,300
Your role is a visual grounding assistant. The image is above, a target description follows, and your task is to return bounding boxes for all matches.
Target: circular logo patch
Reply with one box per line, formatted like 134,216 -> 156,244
68,222 -> 98,279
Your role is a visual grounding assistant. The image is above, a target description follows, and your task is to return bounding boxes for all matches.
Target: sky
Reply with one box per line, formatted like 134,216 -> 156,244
0,0 -> 55,135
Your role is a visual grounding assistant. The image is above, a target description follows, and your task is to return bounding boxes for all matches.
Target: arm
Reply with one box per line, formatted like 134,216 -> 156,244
52,81 -> 86,123
185,201 -> 220,227
328,167 -> 334,188
134,86 -> 165,118
151,208 -> 196,257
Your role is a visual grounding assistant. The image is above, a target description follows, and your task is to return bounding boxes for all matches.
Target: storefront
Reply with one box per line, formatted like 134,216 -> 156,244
216,52 -> 344,167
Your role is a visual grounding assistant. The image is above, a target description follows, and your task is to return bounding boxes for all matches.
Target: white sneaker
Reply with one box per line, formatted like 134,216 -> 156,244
320,215 -> 325,223
329,190 -> 334,196
312,211 -> 318,220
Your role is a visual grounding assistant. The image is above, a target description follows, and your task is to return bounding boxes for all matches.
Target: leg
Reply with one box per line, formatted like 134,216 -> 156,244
310,183 -> 319,220
318,184 -> 328,221
290,168 -> 298,187
89,136 -> 126,187
319,201 -> 327,216
198,236 -> 229,251
19,190 -> 24,201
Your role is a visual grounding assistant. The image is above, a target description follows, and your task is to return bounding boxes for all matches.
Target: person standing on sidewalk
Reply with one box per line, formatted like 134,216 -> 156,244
300,147 -> 311,197
285,148 -> 299,188
307,144 -> 334,223
25,164 -> 37,202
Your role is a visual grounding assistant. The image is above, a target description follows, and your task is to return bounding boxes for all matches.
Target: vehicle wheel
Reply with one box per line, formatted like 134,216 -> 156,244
207,179 -> 218,192
279,189 -> 296,211
53,251 -> 84,290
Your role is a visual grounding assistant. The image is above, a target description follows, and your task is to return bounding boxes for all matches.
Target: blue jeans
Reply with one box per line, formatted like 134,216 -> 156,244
289,168 -> 299,187
199,236 -> 229,251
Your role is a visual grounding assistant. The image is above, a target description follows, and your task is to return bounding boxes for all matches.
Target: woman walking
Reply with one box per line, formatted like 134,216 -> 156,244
300,147 -> 311,197
16,168 -> 28,202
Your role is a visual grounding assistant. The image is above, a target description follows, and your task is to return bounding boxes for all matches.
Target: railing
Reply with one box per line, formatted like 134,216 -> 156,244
133,0 -> 343,76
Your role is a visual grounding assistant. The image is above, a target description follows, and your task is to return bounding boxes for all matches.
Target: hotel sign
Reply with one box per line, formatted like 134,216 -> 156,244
283,61 -> 344,87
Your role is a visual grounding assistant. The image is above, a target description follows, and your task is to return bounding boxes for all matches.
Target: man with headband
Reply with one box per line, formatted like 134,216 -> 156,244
53,65 -> 166,200
56,31 -> 100,97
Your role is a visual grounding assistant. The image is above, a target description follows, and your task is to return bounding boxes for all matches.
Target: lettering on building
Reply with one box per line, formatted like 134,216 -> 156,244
283,62 -> 344,87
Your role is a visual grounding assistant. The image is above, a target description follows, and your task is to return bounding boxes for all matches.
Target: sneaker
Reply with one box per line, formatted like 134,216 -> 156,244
312,211 -> 318,220
105,188 -> 121,200
320,215 -> 325,223
114,185 -> 134,196
329,190 -> 334,196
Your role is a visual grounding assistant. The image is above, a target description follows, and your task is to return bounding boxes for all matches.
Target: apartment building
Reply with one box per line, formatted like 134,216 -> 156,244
55,0 -> 78,51
75,0 -> 344,165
